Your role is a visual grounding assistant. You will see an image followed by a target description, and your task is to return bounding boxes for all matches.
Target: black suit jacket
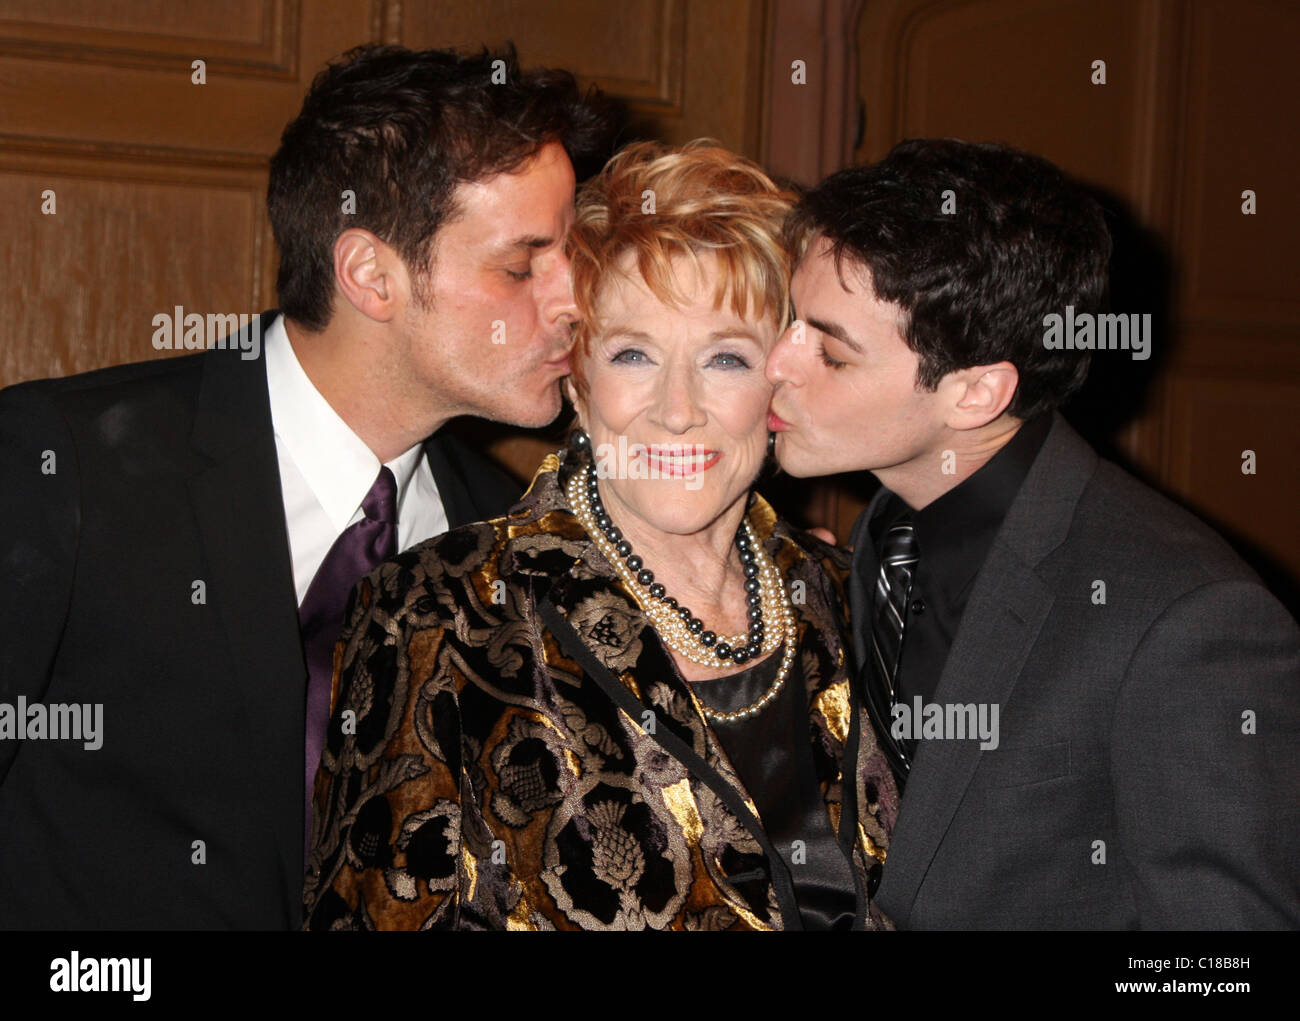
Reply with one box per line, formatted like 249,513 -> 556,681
849,413 -> 1300,929
0,311 -> 520,929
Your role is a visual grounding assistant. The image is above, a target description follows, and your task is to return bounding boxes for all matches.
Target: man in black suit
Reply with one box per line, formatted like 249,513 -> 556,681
0,45 -> 610,928
766,139 -> 1299,928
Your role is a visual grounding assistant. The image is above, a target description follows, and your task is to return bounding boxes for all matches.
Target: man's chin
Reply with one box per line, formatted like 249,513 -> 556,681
496,386 -> 563,429
771,436 -> 824,478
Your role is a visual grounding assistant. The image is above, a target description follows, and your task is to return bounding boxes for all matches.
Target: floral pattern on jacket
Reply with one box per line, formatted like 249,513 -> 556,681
304,450 -> 899,930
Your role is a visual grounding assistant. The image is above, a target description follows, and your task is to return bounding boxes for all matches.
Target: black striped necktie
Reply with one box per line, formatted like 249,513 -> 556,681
869,520 -> 919,779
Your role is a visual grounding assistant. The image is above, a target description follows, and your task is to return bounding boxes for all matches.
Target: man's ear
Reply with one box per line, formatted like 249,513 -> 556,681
333,229 -> 402,323
945,361 -> 1019,430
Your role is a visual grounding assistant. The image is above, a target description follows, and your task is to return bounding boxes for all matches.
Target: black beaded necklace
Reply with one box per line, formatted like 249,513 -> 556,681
581,458 -> 765,665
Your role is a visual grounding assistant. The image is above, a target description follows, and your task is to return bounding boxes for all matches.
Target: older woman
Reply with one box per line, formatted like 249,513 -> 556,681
304,140 -> 898,930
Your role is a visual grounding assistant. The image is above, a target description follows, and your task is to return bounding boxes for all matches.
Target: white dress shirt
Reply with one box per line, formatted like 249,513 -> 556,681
263,315 -> 449,605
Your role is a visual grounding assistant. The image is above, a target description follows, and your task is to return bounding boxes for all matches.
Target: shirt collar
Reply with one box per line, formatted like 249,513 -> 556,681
873,412 -> 1052,595
264,315 -> 425,532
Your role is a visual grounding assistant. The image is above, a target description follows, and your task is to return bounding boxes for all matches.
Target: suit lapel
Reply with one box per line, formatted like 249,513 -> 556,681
423,434 -> 477,529
422,431 -> 523,531
874,413 -> 1099,927
875,551 -> 1054,925
188,312 -> 306,921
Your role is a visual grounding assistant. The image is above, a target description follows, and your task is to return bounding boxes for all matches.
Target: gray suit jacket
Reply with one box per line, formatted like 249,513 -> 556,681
849,413 -> 1300,929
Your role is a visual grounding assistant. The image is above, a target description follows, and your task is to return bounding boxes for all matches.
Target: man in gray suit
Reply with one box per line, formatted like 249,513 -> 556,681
765,139 -> 1299,929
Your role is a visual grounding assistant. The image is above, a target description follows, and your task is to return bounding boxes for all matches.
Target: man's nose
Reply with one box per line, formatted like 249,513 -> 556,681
544,248 -> 579,329
766,322 -> 802,386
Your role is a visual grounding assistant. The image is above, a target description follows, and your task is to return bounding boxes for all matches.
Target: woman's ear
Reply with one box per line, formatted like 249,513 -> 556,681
564,379 -> 586,430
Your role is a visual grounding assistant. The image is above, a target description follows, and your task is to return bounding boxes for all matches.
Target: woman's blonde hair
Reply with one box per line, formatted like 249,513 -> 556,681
566,139 -> 796,397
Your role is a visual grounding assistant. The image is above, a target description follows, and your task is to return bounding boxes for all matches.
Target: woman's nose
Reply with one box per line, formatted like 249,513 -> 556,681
651,368 -> 707,434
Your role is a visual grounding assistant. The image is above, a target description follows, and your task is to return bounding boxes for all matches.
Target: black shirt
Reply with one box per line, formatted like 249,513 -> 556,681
867,414 -> 1053,715
690,651 -> 859,930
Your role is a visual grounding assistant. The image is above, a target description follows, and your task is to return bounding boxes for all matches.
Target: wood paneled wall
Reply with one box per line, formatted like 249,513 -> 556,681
840,0 -> 1298,603
1,0 -> 787,490
2,0 -> 1293,604
1,0 -> 361,385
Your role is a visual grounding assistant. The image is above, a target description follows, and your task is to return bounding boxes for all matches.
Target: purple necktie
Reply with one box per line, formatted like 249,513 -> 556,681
300,466 -> 397,861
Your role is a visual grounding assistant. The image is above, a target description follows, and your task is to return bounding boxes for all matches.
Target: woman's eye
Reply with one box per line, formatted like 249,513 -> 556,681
505,268 -> 532,281
818,344 -> 846,370
611,348 -> 648,364
710,351 -> 751,369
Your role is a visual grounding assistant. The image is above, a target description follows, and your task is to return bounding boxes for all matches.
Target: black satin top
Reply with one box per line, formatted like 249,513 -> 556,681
690,653 -> 859,930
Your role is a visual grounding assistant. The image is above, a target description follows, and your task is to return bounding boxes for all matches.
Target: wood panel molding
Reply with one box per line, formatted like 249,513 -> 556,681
1161,372 -> 1299,576
401,0 -> 685,116
0,0 -> 300,80
595,0 -> 685,113
1170,0 -> 1300,331
370,0 -> 403,45
0,133 -> 273,337
762,0 -> 864,187
889,0 -> 967,144
0,133 -> 269,181
3,167 -> 268,385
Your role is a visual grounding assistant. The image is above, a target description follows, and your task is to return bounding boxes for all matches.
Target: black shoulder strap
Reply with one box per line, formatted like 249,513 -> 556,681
538,596 -> 804,930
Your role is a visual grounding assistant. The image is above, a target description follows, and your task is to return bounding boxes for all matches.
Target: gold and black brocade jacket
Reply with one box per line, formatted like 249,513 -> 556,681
304,450 -> 900,930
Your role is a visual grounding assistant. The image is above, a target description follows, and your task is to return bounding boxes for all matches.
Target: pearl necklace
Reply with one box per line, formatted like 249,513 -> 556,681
566,464 -> 797,721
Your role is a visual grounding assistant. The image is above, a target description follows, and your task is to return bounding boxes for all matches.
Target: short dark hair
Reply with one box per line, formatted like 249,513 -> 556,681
268,43 -> 616,330
786,139 -> 1112,419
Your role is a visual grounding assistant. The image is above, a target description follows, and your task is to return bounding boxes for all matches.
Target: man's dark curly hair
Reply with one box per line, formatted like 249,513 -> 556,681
268,43 -> 616,330
785,139 -> 1112,420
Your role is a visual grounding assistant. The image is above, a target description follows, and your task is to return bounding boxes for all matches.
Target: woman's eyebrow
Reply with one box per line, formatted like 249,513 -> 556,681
603,328 -> 653,342
707,328 -> 761,343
